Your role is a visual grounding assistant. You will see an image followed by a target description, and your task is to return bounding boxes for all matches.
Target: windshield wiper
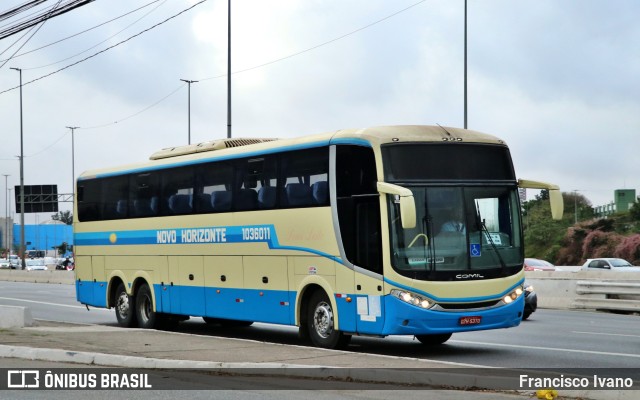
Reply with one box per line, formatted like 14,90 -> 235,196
476,201 -> 507,272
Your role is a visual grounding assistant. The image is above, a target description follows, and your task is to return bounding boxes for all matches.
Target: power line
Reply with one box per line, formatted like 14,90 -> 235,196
3,0 -> 426,158
0,0 -> 62,70
198,0 -> 427,81
74,0 -> 428,130
81,83 -> 185,130
0,0 -> 164,63
0,0 -> 95,40
0,0 -> 208,96
23,0 -> 168,70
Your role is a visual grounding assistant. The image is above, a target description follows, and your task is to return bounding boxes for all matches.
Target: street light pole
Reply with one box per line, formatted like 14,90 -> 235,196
179,80 -> 198,145
227,0 -> 232,139
66,126 -> 79,197
463,0 -> 468,129
3,174 -> 8,254
10,67 -> 26,270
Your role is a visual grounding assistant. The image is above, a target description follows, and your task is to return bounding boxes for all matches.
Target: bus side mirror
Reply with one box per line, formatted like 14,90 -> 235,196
377,182 -> 416,229
518,179 -> 564,220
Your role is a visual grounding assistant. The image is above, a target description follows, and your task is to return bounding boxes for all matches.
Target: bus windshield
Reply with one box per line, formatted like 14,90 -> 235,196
388,186 -> 523,281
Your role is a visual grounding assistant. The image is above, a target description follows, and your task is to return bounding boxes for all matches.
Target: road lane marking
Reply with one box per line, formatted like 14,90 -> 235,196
451,339 -> 640,358
572,331 -> 640,339
0,296 -> 111,311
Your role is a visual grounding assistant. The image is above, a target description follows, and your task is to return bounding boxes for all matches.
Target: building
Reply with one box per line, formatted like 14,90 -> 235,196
593,189 -> 638,218
11,220 -> 73,257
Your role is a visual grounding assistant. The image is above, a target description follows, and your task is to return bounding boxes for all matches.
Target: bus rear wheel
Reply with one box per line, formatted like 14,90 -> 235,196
415,333 -> 452,345
135,283 -> 159,329
114,282 -> 137,328
307,291 -> 351,349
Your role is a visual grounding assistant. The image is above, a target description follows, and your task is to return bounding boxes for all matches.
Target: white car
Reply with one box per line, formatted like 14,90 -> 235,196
581,258 -> 640,271
0,259 -> 10,269
25,259 -> 48,271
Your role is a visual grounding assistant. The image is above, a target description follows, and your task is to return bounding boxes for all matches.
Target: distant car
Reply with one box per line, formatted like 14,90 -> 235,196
581,258 -> 640,271
524,258 -> 556,272
0,259 -> 10,269
25,258 -> 48,271
523,282 -> 537,320
9,256 -> 21,269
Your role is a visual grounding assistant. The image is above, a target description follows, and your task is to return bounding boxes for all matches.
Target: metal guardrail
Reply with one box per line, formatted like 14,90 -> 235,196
573,280 -> 640,312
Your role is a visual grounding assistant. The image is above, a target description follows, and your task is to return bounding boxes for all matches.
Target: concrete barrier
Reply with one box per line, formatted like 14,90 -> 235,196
0,270 -> 75,285
526,270 -> 640,312
0,305 -> 34,328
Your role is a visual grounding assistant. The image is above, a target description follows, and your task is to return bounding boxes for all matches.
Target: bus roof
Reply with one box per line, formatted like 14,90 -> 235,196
78,125 -> 506,180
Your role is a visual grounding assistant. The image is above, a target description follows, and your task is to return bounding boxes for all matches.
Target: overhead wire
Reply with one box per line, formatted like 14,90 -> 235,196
0,0 -> 164,63
0,0 -> 62,70
0,0 -> 208,96
4,0 -> 426,157
0,0 -> 95,40
78,0 -> 428,131
23,0 -> 168,70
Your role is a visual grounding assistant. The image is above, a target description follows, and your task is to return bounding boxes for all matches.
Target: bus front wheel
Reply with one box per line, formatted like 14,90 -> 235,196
415,333 -> 452,345
135,283 -> 158,329
307,291 -> 351,349
114,282 -> 137,328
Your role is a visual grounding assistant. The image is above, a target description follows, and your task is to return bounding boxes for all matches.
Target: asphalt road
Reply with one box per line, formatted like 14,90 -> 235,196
1,281 -> 639,375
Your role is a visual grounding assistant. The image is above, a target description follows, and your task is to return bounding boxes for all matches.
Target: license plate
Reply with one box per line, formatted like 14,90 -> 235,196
459,316 -> 482,325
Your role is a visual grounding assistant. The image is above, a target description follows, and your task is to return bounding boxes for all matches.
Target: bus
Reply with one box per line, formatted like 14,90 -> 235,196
74,125 -> 563,349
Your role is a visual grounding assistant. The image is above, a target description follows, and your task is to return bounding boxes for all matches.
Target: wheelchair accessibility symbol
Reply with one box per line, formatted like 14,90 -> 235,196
470,243 -> 481,257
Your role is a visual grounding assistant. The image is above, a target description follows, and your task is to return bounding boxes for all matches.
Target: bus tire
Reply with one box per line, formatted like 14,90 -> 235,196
415,333 -> 452,345
307,291 -> 351,349
114,282 -> 137,328
135,283 -> 159,329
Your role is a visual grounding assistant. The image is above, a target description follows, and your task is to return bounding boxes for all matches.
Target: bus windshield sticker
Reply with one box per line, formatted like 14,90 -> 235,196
470,243 -> 481,257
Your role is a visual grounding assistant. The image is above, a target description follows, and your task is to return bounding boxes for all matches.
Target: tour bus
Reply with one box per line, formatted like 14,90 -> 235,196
74,125 -> 563,349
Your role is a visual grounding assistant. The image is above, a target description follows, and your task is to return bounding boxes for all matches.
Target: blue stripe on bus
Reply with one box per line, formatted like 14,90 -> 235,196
74,224 -> 344,264
79,138 -> 371,181
76,280 -> 523,335
382,276 -> 525,303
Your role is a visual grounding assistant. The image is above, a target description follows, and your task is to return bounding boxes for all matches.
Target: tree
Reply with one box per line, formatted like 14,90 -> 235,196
630,201 -> 640,221
51,210 -> 73,225
522,191 -> 591,262
56,242 -> 68,256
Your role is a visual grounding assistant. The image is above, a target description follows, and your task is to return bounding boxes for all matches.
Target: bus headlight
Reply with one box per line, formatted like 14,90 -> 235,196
502,285 -> 525,304
391,289 -> 435,309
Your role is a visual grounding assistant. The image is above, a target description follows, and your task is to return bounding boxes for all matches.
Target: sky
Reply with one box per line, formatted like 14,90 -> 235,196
0,0 -> 639,224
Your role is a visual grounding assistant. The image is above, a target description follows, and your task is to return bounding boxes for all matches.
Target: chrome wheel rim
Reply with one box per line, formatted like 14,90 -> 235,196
116,292 -> 130,318
312,301 -> 333,339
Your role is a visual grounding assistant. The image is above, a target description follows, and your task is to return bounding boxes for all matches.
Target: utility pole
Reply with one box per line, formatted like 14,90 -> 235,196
227,0 -> 232,138
3,174 -> 8,254
10,67 -> 26,270
179,80 -> 198,144
463,0 -> 468,129
66,126 -> 79,198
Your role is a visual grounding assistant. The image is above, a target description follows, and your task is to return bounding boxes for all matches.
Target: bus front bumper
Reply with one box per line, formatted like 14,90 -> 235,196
381,294 -> 524,336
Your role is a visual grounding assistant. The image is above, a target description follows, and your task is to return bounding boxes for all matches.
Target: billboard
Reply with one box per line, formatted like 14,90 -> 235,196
15,185 -> 59,213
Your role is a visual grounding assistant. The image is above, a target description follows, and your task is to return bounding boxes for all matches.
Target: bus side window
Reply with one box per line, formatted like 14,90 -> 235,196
281,147 -> 328,209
